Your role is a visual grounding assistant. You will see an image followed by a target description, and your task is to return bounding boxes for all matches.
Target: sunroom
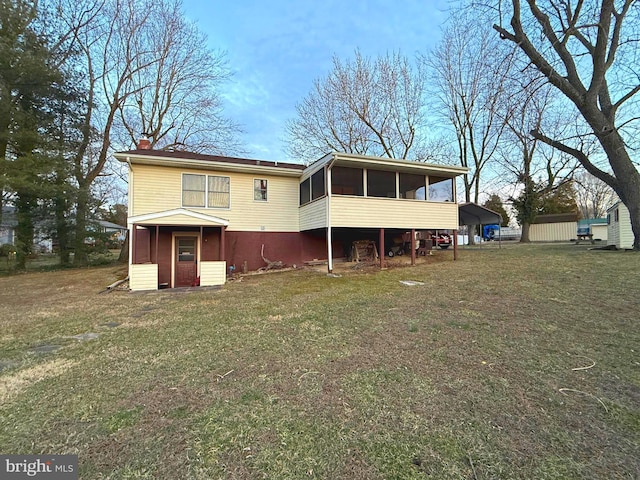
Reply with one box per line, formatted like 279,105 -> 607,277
298,152 -> 467,271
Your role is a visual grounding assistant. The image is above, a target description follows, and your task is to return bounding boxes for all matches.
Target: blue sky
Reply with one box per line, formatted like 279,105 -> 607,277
181,0 -> 453,161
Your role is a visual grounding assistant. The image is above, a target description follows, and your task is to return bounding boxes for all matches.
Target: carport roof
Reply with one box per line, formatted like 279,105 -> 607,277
458,203 -> 502,226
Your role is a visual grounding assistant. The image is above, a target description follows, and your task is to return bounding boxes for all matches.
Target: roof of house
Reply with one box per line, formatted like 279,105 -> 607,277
115,149 -> 469,179
115,149 -> 306,171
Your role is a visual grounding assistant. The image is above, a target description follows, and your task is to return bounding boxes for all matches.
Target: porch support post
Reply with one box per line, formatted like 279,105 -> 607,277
379,228 -> 385,269
410,228 -> 416,265
200,226 -> 203,267
453,229 -> 458,261
155,225 -> 159,264
327,226 -> 333,273
132,224 -> 137,264
220,226 -> 226,261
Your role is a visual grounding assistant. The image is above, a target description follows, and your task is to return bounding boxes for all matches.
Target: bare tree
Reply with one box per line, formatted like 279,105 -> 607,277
114,0 -> 241,153
500,77 -> 578,241
49,0 -> 241,265
493,0 -> 640,249
286,50 -> 428,163
428,13 -> 515,206
574,171 -> 618,219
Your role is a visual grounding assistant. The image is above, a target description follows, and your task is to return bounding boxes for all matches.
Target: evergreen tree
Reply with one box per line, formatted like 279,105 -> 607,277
482,194 -> 510,226
0,1 -> 68,268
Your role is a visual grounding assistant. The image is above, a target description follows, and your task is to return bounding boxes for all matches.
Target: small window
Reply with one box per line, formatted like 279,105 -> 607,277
367,169 -> 396,198
254,179 -> 268,201
607,213 -> 611,225
332,166 -> 364,195
311,169 -> 325,200
614,208 -> 619,222
183,174 -> 206,207
428,176 -> 454,202
399,173 -> 426,200
177,238 -> 196,262
208,175 -> 230,208
300,178 -> 311,205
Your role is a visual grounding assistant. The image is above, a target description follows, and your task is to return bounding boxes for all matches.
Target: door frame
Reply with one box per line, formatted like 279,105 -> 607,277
171,232 -> 201,288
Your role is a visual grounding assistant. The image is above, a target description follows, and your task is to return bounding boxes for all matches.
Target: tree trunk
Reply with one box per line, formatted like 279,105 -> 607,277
14,193 -> 35,270
580,107 -> 640,250
520,222 -> 531,243
73,185 -> 90,266
118,230 -> 129,263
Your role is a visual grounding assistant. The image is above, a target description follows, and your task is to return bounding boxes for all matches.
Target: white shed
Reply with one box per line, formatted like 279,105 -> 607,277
607,201 -> 634,249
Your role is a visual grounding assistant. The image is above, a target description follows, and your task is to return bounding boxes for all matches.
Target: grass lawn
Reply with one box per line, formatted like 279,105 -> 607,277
0,244 -> 638,479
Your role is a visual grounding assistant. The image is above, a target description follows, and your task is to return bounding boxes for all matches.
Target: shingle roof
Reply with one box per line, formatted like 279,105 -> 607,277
117,149 -> 305,171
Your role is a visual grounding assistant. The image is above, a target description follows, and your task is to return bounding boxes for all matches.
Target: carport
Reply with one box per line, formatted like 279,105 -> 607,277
458,203 -> 503,247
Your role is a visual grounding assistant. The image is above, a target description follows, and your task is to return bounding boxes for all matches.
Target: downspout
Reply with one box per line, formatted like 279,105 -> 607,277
326,154 -> 339,274
126,156 -> 134,268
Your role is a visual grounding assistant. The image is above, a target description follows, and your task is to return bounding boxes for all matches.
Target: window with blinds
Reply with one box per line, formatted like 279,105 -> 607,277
182,174 -> 230,208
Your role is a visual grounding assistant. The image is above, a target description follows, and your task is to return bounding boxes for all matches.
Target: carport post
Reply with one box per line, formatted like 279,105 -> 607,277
410,229 -> 416,265
327,226 -> 333,273
379,228 -> 385,269
453,229 -> 458,261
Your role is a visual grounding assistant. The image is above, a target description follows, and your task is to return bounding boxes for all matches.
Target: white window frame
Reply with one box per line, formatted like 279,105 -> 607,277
254,178 -> 268,202
182,173 -> 230,209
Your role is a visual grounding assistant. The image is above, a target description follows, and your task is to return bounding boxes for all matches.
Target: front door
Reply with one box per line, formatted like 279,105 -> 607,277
175,236 -> 198,287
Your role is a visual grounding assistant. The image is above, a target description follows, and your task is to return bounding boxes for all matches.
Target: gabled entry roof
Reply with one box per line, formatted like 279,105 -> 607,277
129,208 -> 230,227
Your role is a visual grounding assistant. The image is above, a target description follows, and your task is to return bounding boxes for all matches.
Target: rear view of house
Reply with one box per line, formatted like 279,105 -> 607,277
115,146 -> 467,291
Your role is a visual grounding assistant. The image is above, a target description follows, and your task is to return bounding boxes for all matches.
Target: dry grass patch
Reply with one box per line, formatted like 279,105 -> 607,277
0,358 -> 78,402
0,245 -> 638,479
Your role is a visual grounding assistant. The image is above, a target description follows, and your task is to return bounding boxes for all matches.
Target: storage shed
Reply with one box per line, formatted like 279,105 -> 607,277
607,201 -> 634,249
529,213 -> 578,242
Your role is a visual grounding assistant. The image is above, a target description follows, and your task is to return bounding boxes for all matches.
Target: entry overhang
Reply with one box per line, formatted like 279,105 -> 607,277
129,208 -> 230,227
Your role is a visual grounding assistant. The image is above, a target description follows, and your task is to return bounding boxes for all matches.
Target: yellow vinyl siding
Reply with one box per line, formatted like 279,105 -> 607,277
299,197 -> 328,230
200,261 -> 226,286
131,164 -> 299,231
130,264 -> 158,291
529,222 -> 577,242
330,196 -> 458,229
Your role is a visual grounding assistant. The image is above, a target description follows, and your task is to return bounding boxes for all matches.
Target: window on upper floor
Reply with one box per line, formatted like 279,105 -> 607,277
311,169 -> 325,200
367,169 -> 396,198
183,174 -> 206,207
399,173 -> 426,200
300,178 -> 310,205
182,173 -> 230,208
428,176 -> 453,202
254,179 -> 268,201
331,166 -> 364,195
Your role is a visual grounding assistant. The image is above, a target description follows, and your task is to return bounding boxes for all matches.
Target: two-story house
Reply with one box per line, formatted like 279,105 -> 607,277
115,142 -> 467,291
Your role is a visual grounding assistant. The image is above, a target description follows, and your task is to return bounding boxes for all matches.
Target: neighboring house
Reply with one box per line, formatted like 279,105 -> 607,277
529,213 -> 579,242
96,220 -> 127,243
114,144 -> 468,291
607,201 -> 634,249
0,206 -> 16,245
